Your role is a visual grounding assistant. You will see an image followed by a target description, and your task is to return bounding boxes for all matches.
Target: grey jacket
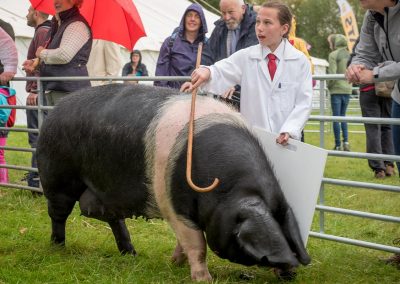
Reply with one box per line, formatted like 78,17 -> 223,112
350,1 -> 400,103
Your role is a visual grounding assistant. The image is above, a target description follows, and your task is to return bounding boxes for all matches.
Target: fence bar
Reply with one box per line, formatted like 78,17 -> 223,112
0,164 -> 38,172
0,127 -> 39,133
310,115 -> 400,125
327,150 -> 400,162
316,205 -> 400,223
0,183 -> 42,193
0,146 -> 35,153
323,177 -> 400,193
309,232 -> 400,254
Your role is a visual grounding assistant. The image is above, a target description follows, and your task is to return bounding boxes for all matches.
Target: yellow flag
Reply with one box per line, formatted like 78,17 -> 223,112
336,0 -> 359,51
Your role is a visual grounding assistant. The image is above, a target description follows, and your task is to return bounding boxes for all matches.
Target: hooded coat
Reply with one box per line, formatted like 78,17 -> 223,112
327,34 -> 352,95
350,1 -> 400,103
154,3 -> 213,89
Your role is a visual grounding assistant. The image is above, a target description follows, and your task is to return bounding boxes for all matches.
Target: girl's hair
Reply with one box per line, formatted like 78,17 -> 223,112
261,1 -> 292,38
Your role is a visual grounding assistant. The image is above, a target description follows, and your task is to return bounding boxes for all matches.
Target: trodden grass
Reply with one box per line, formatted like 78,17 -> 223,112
0,126 -> 399,283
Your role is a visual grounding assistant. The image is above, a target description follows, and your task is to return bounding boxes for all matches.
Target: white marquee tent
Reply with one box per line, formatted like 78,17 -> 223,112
0,0 -> 220,125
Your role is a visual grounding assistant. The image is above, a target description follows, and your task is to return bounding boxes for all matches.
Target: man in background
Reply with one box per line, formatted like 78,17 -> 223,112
24,6 -> 51,190
87,39 -> 121,86
208,0 -> 258,99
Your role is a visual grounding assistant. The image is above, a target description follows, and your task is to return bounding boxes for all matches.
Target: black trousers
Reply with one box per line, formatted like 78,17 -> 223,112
359,89 -> 394,171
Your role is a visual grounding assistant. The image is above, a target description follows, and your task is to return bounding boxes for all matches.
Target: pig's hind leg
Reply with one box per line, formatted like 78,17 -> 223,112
45,179 -> 86,246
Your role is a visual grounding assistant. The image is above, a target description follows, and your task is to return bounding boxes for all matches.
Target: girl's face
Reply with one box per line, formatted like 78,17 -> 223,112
185,10 -> 201,33
131,54 -> 140,64
255,7 -> 289,51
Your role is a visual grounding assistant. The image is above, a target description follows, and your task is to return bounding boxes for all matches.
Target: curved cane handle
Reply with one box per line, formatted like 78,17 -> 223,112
186,42 -> 219,192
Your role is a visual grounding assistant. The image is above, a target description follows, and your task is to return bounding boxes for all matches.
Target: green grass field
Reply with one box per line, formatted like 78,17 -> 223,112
0,121 -> 399,283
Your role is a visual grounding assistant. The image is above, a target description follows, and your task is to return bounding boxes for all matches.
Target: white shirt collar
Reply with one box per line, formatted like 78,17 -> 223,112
262,39 -> 286,62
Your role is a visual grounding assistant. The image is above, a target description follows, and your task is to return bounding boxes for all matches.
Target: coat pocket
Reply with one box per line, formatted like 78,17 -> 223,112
275,82 -> 298,111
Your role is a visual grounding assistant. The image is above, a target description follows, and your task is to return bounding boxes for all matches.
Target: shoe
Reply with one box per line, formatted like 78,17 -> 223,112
333,146 -> 341,151
374,170 -> 386,179
343,142 -> 350,151
385,165 -> 396,176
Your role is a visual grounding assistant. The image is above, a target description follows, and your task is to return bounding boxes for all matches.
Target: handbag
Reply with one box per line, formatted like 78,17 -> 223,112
375,81 -> 395,98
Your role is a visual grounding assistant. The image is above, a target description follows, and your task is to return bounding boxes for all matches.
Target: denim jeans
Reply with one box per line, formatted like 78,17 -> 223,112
330,94 -> 350,147
392,100 -> 400,172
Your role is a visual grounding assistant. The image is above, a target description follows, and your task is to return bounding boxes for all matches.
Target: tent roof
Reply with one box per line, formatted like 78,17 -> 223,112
133,0 -> 219,51
0,1 -> 34,38
0,0 -> 220,51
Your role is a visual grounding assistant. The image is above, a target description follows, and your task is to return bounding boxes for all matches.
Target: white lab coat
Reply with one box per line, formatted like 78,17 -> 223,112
202,39 -> 313,140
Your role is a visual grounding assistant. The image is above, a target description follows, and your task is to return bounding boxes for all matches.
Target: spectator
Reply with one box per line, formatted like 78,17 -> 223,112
350,37 -> 395,179
0,18 -> 15,41
87,39 -> 122,86
23,0 -> 93,106
23,6 -> 51,190
327,34 -> 352,151
182,1 -> 313,146
122,49 -> 148,84
154,3 -> 213,89
345,0 -> 399,269
208,0 -> 258,99
0,27 -> 17,183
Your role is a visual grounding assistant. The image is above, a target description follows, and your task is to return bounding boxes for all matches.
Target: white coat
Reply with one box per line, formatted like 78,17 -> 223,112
202,39 -> 313,140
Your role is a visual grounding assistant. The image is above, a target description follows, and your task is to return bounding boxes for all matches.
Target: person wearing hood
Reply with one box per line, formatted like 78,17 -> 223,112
122,49 -> 148,84
327,34 -> 352,151
154,3 -> 213,89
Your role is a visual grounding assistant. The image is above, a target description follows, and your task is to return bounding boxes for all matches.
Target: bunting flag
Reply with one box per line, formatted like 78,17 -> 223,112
336,0 -> 359,51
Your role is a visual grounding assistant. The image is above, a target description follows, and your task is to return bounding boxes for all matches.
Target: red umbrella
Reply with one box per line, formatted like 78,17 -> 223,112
29,0 -> 146,50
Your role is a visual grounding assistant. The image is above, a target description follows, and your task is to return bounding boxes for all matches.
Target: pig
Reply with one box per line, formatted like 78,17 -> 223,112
37,84 -> 310,281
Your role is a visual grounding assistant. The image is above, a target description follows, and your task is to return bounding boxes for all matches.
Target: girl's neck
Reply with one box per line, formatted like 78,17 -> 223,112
185,31 -> 198,43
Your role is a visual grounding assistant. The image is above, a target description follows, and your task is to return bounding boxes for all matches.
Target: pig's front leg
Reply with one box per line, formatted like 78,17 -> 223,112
171,241 -> 187,265
172,222 -> 212,282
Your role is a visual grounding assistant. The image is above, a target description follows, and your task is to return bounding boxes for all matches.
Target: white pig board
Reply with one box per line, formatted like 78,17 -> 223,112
252,127 -> 327,246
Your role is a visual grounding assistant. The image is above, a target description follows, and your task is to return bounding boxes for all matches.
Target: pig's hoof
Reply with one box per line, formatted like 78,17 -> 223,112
273,267 -> 297,281
191,270 -> 212,282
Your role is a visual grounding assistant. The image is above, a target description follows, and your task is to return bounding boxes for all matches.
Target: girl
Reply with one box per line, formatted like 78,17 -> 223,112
182,1 -> 313,145
122,50 -> 148,84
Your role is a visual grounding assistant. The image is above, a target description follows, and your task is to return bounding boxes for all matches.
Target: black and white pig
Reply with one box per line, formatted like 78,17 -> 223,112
37,84 -> 310,281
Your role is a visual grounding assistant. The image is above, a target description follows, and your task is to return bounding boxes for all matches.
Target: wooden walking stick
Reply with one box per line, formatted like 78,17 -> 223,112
186,42 -> 219,192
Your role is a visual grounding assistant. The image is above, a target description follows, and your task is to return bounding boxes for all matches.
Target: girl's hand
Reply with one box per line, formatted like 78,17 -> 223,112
276,132 -> 290,146
180,82 -> 193,93
189,67 -> 211,92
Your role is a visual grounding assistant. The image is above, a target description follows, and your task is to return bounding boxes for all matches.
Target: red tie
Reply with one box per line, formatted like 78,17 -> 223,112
267,53 -> 277,80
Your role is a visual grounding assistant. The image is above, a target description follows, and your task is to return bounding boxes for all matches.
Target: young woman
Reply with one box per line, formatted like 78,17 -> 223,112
154,3 -> 213,89
182,1 -> 313,145
122,50 -> 148,84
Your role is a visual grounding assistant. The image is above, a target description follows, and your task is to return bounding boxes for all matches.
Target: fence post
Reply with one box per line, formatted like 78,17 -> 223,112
319,79 -> 326,233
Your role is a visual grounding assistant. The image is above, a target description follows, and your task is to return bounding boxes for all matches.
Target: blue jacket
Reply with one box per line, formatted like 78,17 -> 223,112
154,3 -> 214,89
208,4 -> 258,64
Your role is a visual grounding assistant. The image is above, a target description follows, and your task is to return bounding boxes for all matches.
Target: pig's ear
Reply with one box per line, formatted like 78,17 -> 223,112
280,207 -> 311,265
235,210 -> 299,267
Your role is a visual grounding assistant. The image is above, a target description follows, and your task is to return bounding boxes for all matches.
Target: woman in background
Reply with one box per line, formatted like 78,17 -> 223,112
122,50 -> 148,84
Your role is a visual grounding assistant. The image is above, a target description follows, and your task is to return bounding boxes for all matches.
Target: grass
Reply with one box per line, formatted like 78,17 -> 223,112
0,122 -> 399,283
